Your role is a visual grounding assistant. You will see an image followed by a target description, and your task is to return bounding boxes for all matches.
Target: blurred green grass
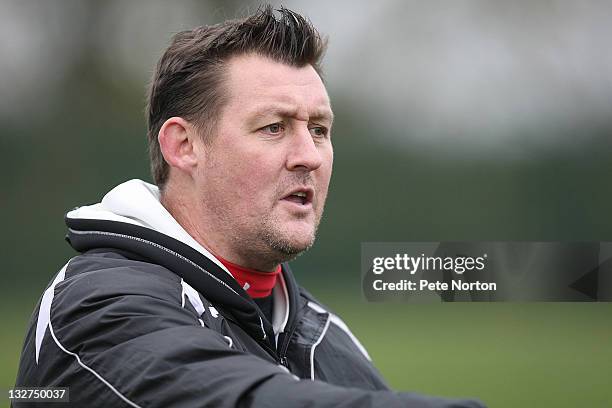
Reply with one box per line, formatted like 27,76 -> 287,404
315,292 -> 612,407
2,295 -> 611,408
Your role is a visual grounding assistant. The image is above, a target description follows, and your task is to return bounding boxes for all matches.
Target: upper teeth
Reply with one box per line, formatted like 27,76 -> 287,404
294,192 -> 307,198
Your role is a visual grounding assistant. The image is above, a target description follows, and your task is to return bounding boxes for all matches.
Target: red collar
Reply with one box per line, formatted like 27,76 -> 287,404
217,256 -> 281,298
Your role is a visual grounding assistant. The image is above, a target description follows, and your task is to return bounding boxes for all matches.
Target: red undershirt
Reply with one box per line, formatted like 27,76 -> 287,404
217,256 -> 281,298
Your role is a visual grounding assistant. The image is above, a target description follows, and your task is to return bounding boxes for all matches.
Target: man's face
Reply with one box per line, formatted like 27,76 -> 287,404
193,53 -> 334,269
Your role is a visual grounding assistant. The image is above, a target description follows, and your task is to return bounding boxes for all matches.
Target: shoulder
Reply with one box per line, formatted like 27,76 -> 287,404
48,250 -> 206,351
296,285 -> 372,361
50,248 -> 210,324
297,286 -> 340,321
58,249 -> 184,306
36,250 -> 217,369
291,286 -> 386,389
296,285 -> 329,312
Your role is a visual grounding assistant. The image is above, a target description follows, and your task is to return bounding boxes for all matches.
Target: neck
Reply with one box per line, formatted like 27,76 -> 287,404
216,255 -> 281,298
160,183 -> 279,272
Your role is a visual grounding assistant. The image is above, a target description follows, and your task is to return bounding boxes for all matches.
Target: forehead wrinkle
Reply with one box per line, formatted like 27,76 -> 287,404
249,104 -> 333,124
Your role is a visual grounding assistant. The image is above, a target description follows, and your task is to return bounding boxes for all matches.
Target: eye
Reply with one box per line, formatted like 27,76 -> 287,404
309,126 -> 329,138
261,123 -> 284,134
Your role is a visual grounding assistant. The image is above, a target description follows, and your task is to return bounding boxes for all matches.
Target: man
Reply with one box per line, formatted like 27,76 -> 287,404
15,7 -> 485,407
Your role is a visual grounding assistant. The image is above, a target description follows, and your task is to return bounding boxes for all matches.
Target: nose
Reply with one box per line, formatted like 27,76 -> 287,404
285,125 -> 323,172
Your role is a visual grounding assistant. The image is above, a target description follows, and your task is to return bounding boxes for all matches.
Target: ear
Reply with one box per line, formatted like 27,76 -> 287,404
158,117 -> 200,175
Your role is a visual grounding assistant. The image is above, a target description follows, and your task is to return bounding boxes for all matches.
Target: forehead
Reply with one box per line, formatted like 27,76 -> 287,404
223,53 -> 332,118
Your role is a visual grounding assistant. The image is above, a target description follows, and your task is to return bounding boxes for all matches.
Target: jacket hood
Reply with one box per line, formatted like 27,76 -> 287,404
65,179 -> 295,350
66,179 -> 230,274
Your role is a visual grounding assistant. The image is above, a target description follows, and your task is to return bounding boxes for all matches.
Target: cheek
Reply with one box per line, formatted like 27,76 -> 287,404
318,149 -> 334,189
234,167 -> 271,196
218,151 -> 279,203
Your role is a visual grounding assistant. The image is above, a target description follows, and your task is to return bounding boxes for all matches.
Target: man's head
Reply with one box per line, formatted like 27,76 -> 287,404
147,7 -> 333,271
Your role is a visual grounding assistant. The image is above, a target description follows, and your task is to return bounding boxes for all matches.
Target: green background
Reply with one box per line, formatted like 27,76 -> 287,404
2,2 -> 612,407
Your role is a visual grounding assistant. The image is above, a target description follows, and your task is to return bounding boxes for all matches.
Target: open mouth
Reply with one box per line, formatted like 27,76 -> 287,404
282,188 -> 313,206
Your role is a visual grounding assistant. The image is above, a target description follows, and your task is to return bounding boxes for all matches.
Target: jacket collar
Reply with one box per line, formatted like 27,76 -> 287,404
66,179 -> 230,275
65,179 -> 296,350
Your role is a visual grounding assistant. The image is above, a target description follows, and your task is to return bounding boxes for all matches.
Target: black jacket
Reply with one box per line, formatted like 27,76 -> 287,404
15,180 -> 485,407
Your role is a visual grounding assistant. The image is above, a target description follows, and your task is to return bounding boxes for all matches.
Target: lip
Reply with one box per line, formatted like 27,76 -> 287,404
281,186 -> 314,207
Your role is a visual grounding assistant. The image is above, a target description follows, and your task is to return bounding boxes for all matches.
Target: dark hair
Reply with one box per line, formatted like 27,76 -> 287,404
146,5 -> 327,187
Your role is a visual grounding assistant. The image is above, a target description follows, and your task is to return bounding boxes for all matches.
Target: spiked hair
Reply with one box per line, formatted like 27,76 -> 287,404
146,6 -> 327,187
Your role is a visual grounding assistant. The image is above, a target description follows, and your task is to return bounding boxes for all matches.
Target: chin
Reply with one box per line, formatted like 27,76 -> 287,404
287,223 -> 317,244
257,214 -> 321,260
262,228 -> 316,259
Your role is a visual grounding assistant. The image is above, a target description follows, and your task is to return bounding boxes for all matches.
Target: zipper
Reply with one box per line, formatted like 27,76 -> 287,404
277,319 -> 300,367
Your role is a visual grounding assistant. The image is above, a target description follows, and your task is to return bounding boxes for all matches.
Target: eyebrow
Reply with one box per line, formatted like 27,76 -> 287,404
250,105 -> 334,124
